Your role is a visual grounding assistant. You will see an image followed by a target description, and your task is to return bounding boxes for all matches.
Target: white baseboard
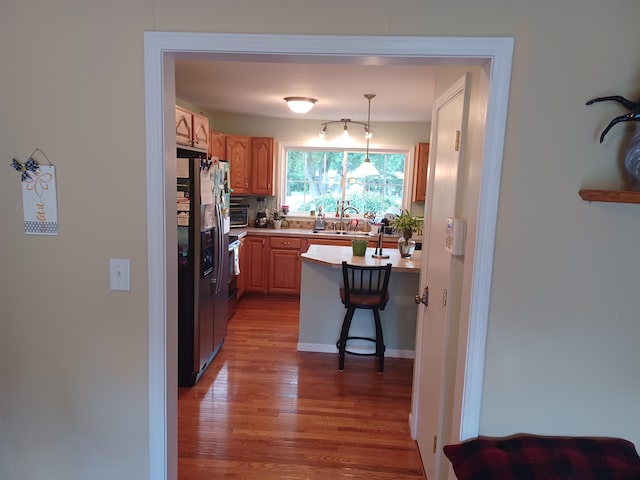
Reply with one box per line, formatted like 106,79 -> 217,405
408,412 -> 416,439
297,342 -> 415,359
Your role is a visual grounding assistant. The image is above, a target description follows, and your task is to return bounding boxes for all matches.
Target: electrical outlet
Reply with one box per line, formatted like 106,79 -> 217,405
109,258 -> 131,291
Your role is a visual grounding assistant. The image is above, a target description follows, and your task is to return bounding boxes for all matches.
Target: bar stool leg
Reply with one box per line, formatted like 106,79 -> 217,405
373,308 -> 385,373
338,307 -> 355,371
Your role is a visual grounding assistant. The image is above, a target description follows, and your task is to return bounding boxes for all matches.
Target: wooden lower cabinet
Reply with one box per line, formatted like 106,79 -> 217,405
241,234 -> 399,297
268,237 -> 305,295
237,237 -> 248,298
244,235 -> 269,294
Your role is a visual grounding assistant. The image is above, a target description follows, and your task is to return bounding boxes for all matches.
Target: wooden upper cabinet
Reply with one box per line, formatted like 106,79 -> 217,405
209,130 -> 226,160
226,135 -> 252,195
175,106 -> 209,152
251,137 -> 274,195
412,142 -> 429,202
175,106 -> 193,147
192,113 -> 209,152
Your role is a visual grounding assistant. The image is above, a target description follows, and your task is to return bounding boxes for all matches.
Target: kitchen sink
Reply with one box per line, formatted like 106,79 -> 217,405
310,229 -> 372,237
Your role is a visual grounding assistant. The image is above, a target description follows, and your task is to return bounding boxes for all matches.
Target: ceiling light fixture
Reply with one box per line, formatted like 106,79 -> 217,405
284,97 -> 317,114
318,94 -> 375,141
353,94 -> 380,177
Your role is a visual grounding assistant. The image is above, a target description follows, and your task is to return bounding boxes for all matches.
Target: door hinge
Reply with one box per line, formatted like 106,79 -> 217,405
454,130 -> 460,151
432,435 -> 438,453
442,288 -> 448,307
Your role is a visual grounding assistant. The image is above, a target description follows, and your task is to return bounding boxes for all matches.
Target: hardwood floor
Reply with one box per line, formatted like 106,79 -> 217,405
178,295 -> 425,479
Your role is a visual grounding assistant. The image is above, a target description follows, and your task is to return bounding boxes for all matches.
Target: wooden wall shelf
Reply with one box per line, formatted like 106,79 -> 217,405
579,189 -> 640,204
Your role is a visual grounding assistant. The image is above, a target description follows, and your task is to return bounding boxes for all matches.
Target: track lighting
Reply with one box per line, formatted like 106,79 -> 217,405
318,94 -> 376,140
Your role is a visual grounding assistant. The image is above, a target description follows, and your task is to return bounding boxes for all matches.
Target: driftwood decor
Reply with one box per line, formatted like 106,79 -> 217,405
587,95 -> 640,190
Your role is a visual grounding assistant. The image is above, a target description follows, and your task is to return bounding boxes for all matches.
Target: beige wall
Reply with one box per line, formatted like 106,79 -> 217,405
2,1 -> 640,479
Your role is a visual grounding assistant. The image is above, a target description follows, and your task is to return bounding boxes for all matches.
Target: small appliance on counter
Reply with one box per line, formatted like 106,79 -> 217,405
229,199 -> 249,227
255,196 -> 268,228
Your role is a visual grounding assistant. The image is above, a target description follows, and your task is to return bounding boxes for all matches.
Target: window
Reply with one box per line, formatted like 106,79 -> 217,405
283,147 -> 409,216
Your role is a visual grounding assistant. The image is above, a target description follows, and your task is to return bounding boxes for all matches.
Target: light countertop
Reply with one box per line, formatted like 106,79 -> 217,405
230,226 -> 423,244
300,244 -> 421,273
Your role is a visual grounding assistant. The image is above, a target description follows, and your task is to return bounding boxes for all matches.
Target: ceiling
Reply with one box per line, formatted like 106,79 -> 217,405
174,58 -> 441,123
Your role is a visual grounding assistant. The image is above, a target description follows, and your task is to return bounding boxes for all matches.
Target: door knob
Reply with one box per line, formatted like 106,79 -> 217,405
415,286 -> 429,307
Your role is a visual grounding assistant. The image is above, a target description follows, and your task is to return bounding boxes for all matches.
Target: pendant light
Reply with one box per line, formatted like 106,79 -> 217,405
353,94 -> 380,177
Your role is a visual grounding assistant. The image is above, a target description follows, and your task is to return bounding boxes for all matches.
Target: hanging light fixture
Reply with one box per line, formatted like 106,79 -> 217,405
318,93 -> 375,139
318,93 -> 379,176
284,97 -> 317,114
351,94 -> 380,177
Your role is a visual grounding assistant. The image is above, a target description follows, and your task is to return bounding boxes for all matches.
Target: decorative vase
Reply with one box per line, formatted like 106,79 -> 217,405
625,123 -> 640,190
397,231 -> 416,258
352,239 -> 367,256
273,219 -> 282,229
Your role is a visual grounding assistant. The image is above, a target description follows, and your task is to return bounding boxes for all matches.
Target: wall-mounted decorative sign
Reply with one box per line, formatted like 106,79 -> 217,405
10,148 -> 59,235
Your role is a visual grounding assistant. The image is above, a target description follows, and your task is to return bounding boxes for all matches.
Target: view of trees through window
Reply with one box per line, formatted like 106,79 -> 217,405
284,148 -> 407,215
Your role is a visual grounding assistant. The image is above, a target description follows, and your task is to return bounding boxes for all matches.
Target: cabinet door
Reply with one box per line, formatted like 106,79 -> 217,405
413,142 -> 429,202
245,236 -> 268,293
209,131 -> 226,160
226,135 -> 251,195
251,137 -> 274,195
192,113 -> 209,152
175,106 -> 193,147
238,237 -> 247,298
268,249 -> 300,295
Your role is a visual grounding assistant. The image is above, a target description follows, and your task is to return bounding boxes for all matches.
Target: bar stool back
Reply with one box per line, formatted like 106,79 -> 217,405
338,261 -> 392,372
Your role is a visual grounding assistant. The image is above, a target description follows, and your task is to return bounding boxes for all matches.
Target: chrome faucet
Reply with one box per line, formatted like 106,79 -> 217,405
340,205 -> 359,231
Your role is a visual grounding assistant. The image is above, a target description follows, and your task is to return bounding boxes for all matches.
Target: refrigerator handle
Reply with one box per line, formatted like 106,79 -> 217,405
215,203 -> 224,294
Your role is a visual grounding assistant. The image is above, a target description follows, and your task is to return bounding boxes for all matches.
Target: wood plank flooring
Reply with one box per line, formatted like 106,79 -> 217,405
178,295 -> 425,479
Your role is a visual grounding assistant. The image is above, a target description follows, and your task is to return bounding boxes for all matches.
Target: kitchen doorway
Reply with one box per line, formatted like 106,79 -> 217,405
144,32 -> 513,479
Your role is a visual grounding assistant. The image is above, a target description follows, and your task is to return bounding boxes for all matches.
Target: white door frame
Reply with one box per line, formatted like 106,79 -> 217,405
144,32 -> 514,480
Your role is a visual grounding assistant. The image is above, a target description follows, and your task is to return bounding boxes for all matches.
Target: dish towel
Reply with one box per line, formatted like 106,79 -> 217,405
233,245 -> 240,275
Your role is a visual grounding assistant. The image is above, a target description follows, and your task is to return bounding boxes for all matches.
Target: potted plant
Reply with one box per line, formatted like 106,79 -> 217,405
271,211 -> 283,229
390,210 -> 422,258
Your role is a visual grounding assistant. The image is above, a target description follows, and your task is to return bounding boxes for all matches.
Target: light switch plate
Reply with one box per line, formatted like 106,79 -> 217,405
109,258 -> 131,291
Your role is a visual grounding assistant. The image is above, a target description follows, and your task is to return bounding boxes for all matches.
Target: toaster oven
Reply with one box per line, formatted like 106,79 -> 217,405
229,203 -> 249,227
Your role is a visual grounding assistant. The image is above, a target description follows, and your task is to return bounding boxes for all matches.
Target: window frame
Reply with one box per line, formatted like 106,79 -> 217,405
277,142 -> 416,217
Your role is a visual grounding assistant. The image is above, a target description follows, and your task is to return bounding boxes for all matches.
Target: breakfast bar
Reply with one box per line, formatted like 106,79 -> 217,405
298,244 -> 421,358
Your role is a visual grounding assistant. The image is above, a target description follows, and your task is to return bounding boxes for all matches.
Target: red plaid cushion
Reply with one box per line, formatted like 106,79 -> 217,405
443,434 -> 640,479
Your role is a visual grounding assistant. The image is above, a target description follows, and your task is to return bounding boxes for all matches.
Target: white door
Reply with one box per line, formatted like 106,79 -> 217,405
414,75 -> 469,480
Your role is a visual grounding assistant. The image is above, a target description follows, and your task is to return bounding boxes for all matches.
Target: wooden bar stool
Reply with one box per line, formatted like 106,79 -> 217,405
337,261 -> 392,372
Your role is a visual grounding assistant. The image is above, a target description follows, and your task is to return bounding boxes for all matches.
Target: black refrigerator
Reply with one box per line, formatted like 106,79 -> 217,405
177,151 -> 229,387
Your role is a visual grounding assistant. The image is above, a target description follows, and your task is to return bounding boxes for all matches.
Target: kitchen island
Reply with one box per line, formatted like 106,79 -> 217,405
298,245 -> 421,358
